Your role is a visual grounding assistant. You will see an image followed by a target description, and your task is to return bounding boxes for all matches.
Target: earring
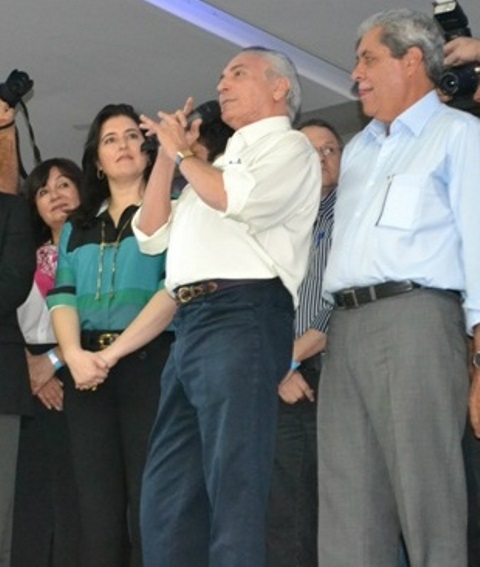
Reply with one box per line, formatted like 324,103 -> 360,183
97,169 -> 105,180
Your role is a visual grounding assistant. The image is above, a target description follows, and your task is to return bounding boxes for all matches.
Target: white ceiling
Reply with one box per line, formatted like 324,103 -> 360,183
4,0 -> 480,173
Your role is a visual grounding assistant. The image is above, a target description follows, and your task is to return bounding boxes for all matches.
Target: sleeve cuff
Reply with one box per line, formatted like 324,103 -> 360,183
131,208 -> 170,255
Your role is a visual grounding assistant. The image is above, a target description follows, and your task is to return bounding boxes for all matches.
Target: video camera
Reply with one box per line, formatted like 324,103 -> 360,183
433,0 -> 480,99
0,69 -> 33,108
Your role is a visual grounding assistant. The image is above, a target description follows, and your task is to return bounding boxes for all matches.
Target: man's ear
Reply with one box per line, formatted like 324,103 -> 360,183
273,76 -> 291,102
404,46 -> 424,76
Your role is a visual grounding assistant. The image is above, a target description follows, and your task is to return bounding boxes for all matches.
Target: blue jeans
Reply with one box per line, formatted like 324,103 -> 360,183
140,280 -> 293,567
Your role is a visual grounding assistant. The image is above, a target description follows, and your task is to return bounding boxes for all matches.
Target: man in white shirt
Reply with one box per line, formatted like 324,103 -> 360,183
317,9 -> 480,566
132,47 -> 320,567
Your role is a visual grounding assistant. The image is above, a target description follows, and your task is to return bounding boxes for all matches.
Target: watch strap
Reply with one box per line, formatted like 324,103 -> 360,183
175,149 -> 195,166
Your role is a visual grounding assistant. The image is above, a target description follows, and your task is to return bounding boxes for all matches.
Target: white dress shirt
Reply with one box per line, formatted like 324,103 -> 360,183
133,116 -> 321,306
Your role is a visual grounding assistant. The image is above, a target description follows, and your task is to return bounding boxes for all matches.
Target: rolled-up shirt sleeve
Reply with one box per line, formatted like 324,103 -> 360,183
221,131 -> 319,234
131,203 -> 177,256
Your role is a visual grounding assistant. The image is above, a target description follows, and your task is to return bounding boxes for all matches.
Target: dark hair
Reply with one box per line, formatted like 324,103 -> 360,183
73,103 -> 153,227
22,158 -> 83,247
198,118 -> 234,162
296,118 -> 344,150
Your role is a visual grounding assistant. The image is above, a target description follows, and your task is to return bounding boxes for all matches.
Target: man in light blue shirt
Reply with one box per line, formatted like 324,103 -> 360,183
318,9 -> 480,567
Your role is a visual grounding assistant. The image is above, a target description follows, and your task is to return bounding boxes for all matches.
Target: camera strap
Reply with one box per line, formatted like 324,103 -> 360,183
17,99 -> 42,179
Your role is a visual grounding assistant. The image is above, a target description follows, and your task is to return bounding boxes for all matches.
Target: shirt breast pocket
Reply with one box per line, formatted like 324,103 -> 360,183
376,174 -> 426,231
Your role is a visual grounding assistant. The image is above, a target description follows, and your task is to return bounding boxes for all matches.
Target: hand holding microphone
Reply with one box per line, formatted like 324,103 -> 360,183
140,99 -> 221,154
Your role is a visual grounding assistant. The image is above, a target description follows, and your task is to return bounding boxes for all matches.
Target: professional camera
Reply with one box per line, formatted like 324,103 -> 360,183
0,69 -> 41,176
0,69 -> 33,108
433,0 -> 480,98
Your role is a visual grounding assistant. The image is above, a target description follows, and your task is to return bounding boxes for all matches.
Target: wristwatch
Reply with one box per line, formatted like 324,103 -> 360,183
472,351 -> 480,370
175,149 -> 196,166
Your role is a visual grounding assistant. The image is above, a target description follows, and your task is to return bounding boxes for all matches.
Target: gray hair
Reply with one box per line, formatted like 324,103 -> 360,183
242,46 -> 302,122
357,9 -> 444,85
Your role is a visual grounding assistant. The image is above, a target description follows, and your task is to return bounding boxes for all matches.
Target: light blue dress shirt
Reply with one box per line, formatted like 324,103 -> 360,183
323,90 -> 480,332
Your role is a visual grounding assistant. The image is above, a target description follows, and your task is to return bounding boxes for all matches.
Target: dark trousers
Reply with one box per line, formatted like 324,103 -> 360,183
140,280 -> 294,567
0,415 -> 20,567
12,397 -> 80,567
267,362 -> 320,567
63,332 -> 173,567
464,421 -> 480,567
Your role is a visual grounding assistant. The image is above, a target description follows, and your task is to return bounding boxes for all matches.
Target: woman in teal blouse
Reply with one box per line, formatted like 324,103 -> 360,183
48,103 -> 174,567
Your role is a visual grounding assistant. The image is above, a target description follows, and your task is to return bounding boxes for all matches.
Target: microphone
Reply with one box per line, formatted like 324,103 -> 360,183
185,99 -> 221,127
141,100 -> 221,153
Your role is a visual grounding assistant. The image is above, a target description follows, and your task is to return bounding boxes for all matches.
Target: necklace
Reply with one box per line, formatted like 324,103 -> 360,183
95,210 -> 135,300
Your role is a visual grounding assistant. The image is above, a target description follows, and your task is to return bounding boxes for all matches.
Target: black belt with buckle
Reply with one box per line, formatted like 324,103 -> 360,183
333,280 -> 422,309
81,330 -> 121,351
173,278 -> 272,305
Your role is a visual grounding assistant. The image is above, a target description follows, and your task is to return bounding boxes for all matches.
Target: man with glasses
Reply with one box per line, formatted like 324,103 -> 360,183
267,119 -> 342,567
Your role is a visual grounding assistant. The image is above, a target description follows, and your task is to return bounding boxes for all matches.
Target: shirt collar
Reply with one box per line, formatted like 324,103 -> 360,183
96,200 -> 109,217
95,200 -> 140,221
364,90 -> 442,141
228,116 -> 291,149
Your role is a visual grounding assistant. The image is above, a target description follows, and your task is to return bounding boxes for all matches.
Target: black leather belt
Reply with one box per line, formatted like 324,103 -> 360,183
81,330 -> 121,351
333,280 -> 421,309
173,278 -> 273,305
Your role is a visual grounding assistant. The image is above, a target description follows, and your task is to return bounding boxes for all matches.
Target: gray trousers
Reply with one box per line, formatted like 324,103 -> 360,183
0,415 -> 20,567
317,289 -> 469,567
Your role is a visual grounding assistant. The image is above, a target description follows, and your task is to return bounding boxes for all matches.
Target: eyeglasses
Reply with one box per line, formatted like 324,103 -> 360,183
315,145 -> 341,158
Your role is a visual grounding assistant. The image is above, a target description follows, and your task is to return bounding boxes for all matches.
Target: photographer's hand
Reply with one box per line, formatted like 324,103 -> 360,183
444,37 -> 480,67
0,103 -> 17,194
0,104 -> 15,128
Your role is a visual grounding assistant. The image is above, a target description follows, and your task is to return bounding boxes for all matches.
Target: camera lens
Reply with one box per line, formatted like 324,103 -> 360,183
440,65 -> 479,97
440,72 -> 460,96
